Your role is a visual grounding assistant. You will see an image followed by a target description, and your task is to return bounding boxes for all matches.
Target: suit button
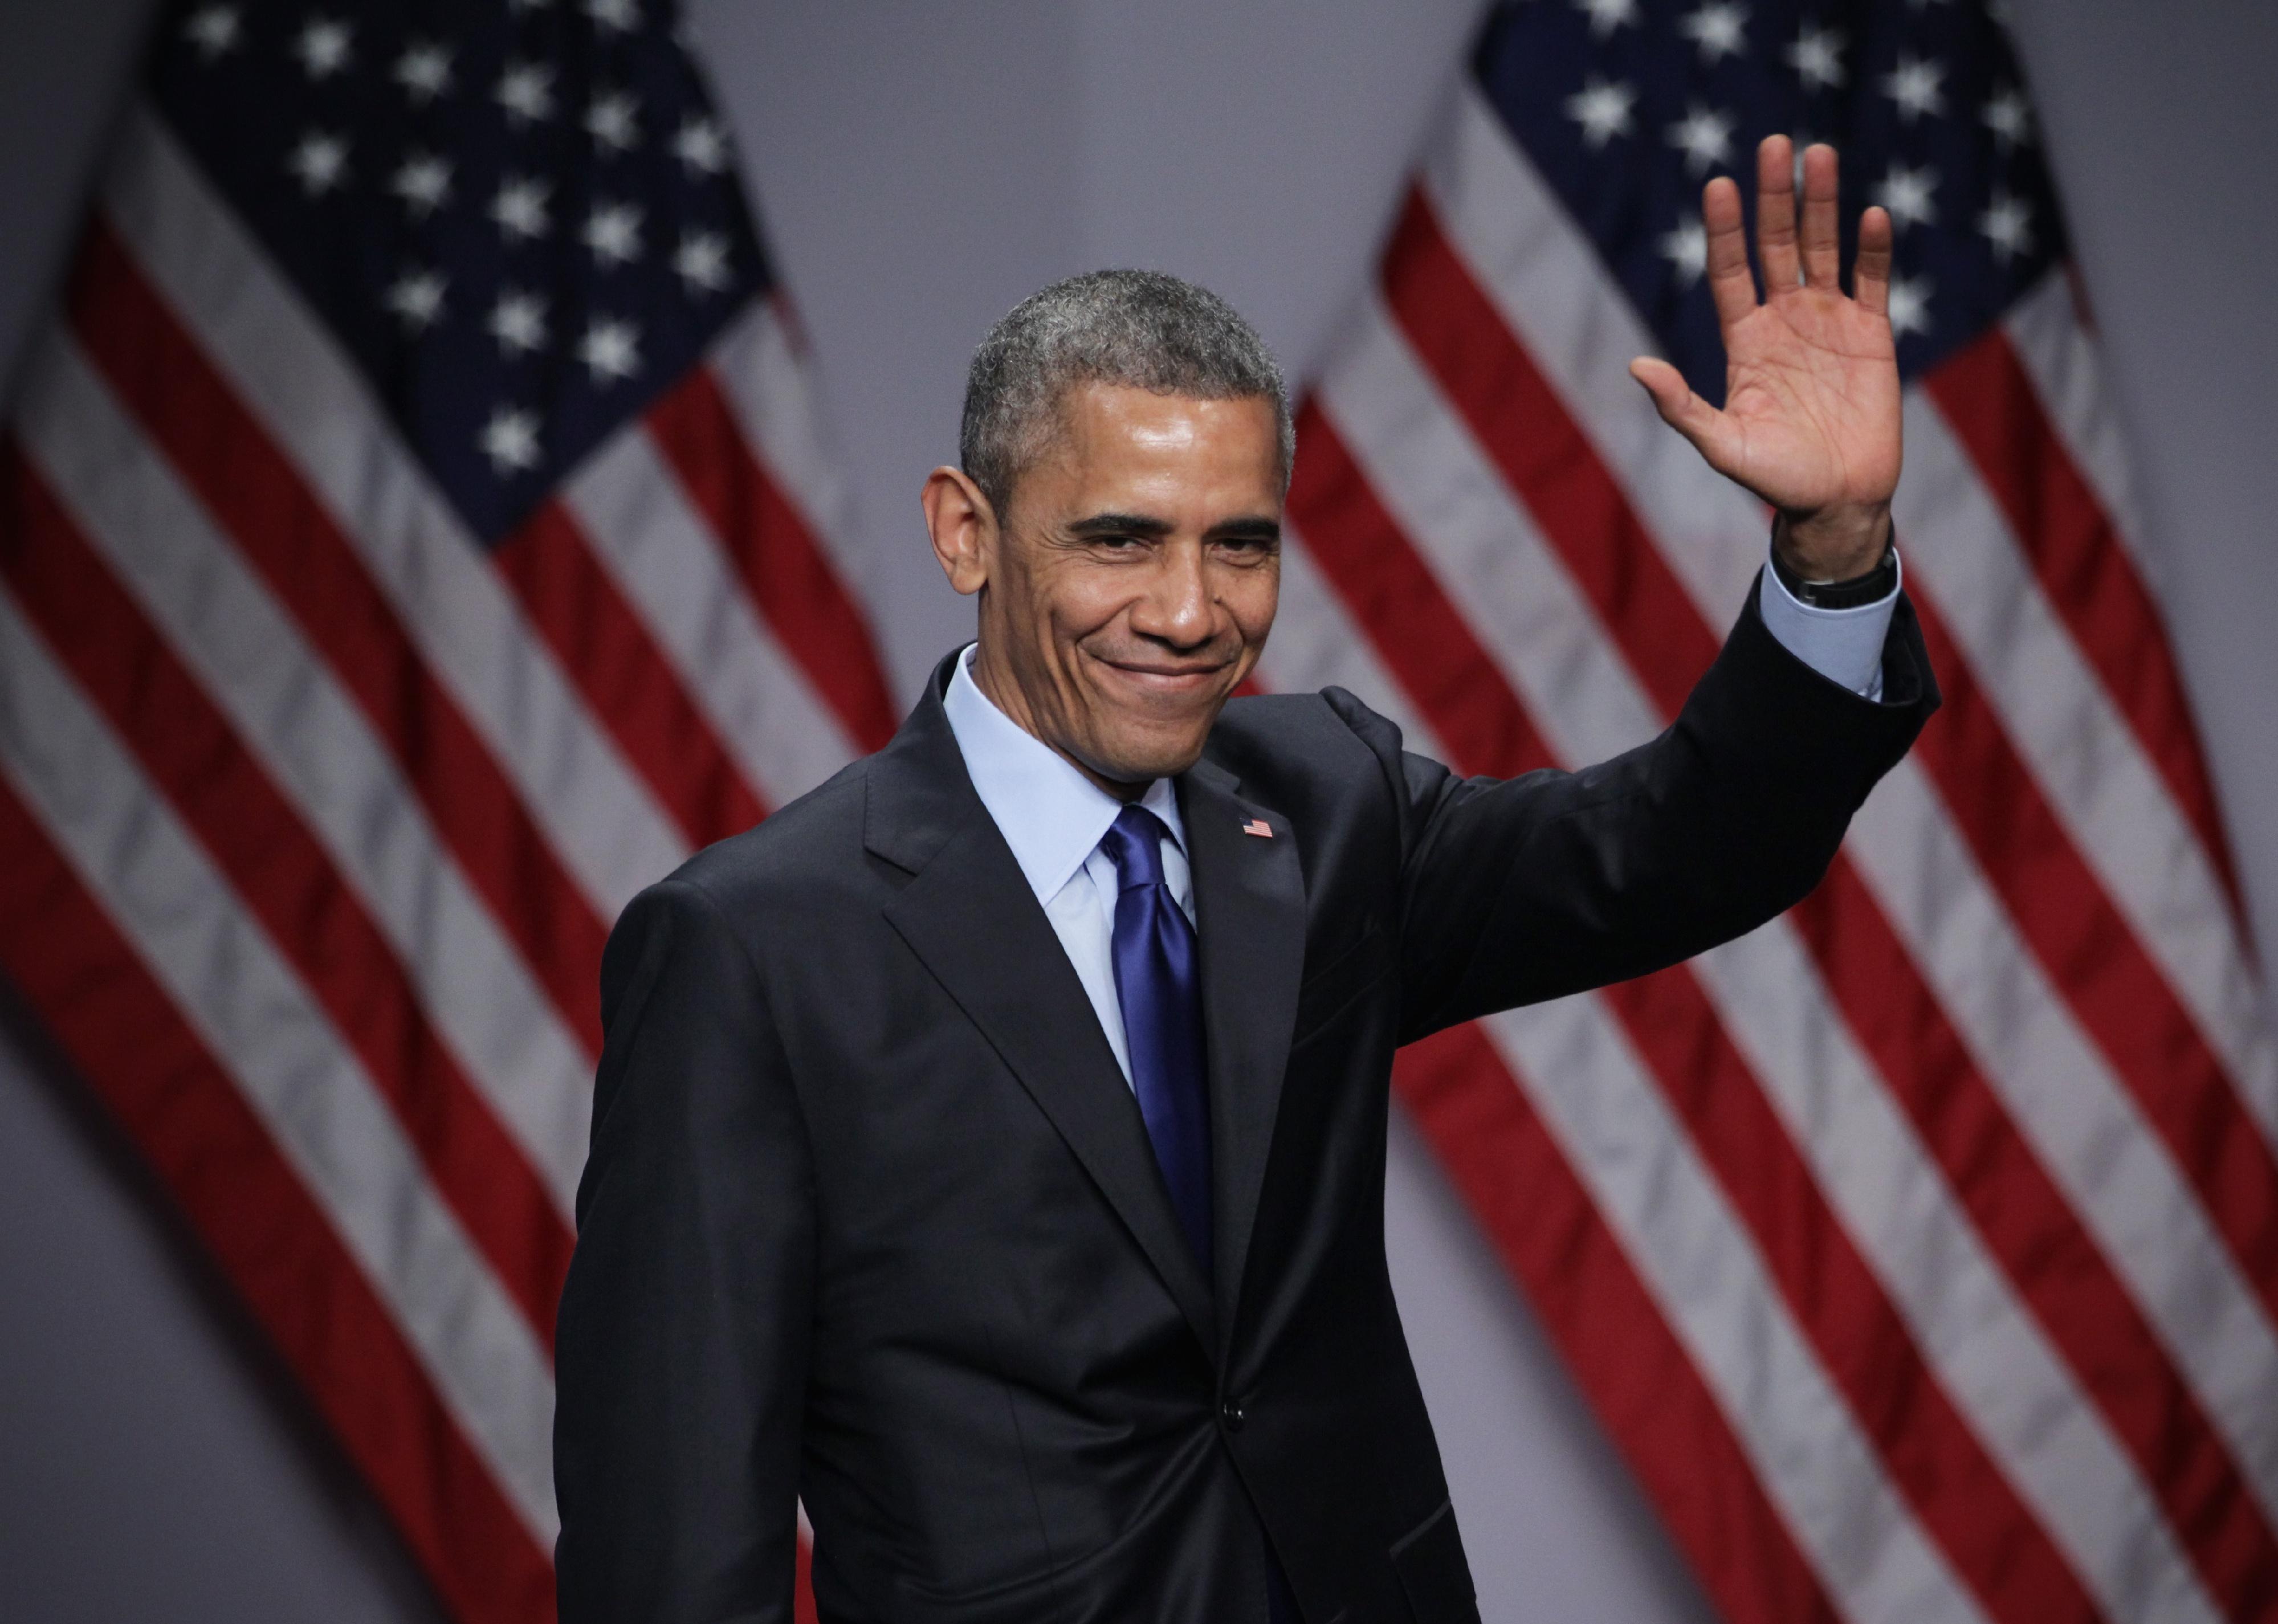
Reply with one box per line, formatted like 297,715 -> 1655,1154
1221,1398 -> 1246,1432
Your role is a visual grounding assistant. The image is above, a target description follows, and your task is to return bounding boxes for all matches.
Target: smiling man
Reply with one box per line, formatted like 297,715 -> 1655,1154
555,140 -> 1938,1624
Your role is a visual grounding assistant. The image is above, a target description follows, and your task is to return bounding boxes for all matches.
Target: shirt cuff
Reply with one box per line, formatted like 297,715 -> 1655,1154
1755,544 -> 1902,702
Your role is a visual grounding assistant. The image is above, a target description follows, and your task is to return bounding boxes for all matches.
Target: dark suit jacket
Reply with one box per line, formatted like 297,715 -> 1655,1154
553,590 -> 1937,1624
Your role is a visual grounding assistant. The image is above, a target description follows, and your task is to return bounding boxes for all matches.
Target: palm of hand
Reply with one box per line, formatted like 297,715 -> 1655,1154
1718,288 -> 1901,519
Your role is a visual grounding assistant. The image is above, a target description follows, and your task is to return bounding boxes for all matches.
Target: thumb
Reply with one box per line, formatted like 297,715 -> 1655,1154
1629,356 -> 1734,468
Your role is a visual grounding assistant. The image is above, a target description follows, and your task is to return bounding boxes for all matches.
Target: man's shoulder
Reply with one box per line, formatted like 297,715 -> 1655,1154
1203,684 -> 1405,797
655,755 -> 878,913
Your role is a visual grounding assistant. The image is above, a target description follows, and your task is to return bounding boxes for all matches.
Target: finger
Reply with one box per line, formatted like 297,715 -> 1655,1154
1754,134 -> 1800,293
1701,176 -> 1758,331
1853,203 -> 1893,317
1629,356 -> 1740,470
1799,141 -> 1841,289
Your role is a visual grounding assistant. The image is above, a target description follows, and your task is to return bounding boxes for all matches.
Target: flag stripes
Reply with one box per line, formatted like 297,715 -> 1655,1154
0,782 -> 559,1624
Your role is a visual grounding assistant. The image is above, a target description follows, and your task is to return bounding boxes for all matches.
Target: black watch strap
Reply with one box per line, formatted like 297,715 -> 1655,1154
1768,531 -> 1898,610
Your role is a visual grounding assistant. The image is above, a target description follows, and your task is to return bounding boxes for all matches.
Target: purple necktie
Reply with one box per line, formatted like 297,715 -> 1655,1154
1098,805 -> 1214,1280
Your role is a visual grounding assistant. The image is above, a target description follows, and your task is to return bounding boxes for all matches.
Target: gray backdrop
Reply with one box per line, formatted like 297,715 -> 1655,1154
2,2 -> 2272,1619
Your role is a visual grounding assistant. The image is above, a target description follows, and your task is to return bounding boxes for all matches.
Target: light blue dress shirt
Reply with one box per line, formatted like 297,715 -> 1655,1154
941,556 -> 1897,1086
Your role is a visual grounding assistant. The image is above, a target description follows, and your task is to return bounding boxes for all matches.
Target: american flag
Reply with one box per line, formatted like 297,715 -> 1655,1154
1262,1 -> 2278,1620
0,1 -> 881,1618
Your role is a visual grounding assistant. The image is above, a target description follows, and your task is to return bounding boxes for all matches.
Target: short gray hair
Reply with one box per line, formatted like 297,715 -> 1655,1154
959,269 -> 1294,520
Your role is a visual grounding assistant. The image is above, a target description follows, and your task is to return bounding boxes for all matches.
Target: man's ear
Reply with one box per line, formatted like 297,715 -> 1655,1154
922,466 -> 997,598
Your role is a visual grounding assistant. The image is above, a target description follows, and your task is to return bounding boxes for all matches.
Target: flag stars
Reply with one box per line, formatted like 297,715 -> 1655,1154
385,269 -> 446,332
586,0 -> 641,31
1679,3 -> 1750,66
294,17 -> 353,80
1666,103 -> 1737,176
1881,54 -> 1946,123
287,131 -> 349,195
1565,77 -> 1637,149
182,6 -> 242,60
478,407 -> 541,475
487,290 -> 549,355
490,176 -> 552,241
1984,85 -> 2032,151
1873,164 -> 1937,232
1979,191 -> 2034,264
1659,218 -> 1708,285
496,60 -> 556,125
1573,0 -> 1638,39
577,317 -> 642,383
1786,24 -> 1844,91
673,116 -> 730,175
673,230 -> 732,295
394,41 -> 453,104
583,200 -> 644,266
586,92 -> 641,152
1886,273 -> 1933,337
390,153 -> 452,218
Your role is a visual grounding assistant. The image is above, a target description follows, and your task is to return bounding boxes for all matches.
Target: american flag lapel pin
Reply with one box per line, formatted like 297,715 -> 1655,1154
1241,817 -> 1273,838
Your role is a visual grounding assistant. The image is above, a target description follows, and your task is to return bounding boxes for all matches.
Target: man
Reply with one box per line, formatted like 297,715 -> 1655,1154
555,137 -> 1935,1623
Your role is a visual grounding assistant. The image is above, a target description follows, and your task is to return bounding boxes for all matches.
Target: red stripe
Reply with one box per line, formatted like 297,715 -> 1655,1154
1794,866 -> 2278,1619
67,219 -> 606,1056
1382,184 -> 2278,1613
646,368 -> 898,753
1925,332 -> 2247,924
1380,188 -> 1725,715
0,776 -> 555,1624
1394,1024 -> 1839,1624
495,499 -> 768,848
1293,403 -> 2101,1623
1287,401 -> 1556,778
1902,590 -> 2278,1327
2,446 -> 572,1349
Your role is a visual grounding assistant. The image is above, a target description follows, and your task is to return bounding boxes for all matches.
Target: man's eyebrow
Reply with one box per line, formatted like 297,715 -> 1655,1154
1206,516 -> 1282,544
1066,512 -> 1173,539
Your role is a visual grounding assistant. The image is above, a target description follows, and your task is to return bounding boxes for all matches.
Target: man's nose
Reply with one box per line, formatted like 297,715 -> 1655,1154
1130,540 -> 1215,648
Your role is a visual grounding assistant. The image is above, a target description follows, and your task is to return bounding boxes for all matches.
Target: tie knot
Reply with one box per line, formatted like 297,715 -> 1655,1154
1099,804 -> 1172,891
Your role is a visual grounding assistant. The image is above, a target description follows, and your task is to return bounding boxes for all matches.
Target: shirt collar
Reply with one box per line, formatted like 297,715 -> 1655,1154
943,643 -> 1187,904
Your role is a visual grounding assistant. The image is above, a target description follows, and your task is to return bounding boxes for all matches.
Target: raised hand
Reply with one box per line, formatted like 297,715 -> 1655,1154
1628,134 -> 1899,582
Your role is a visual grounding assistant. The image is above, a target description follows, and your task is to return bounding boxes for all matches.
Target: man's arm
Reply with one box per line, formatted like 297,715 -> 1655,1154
555,879 -> 815,1623
1371,585 -> 1935,1043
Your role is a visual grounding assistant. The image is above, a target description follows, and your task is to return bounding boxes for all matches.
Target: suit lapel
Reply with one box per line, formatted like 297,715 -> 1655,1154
868,667 -> 1217,1352
1179,760 -> 1307,1342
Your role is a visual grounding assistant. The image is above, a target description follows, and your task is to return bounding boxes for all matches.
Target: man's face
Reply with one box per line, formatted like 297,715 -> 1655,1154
927,383 -> 1283,793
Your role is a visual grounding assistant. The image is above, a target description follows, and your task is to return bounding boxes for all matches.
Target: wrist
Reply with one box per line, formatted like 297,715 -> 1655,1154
1768,518 -> 1898,610
1774,505 -> 1892,585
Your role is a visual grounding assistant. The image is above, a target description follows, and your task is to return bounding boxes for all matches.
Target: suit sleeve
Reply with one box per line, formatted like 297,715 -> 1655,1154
1374,587 -> 1938,1042
555,878 -> 816,1623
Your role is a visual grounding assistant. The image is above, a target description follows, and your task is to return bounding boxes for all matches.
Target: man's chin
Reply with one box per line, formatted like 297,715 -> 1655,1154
1070,724 -> 1215,790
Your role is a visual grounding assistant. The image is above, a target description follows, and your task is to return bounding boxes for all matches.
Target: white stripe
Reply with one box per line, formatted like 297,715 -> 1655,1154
1315,300 -> 2222,1618
0,590 -> 559,1543
1412,85 -> 2278,1479
1897,399 -> 2278,1143
562,419 -> 861,807
13,332 -> 592,1213
1421,84 -> 1771,607
1256,581 -> 1975,1622
2000,271 -> 2155,578
100,107 -> 688,918
706,298 -> 862,578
